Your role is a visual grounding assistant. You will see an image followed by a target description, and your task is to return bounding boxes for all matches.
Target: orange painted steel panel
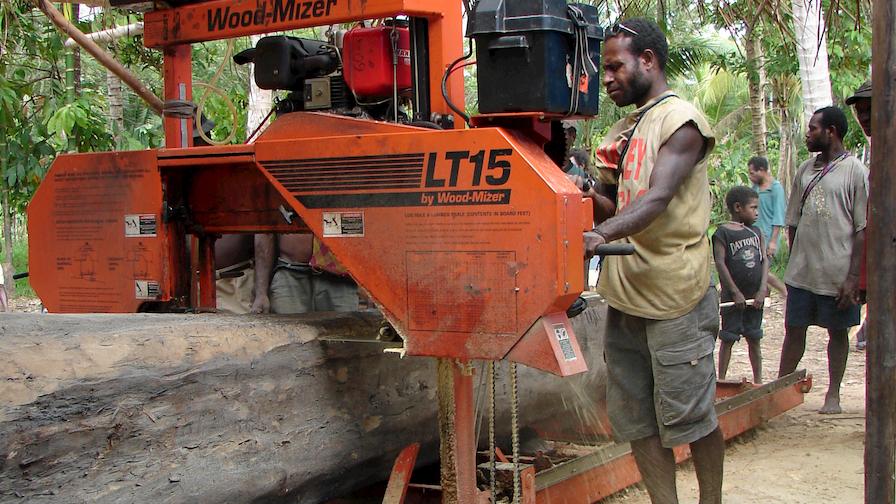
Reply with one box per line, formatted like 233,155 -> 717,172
27,151 -> 170,313
144,0 -> 443,47
257,112 -> 424,142
250,121 -> 589,366
383,443 -> 421,504
26,116 -> 590,372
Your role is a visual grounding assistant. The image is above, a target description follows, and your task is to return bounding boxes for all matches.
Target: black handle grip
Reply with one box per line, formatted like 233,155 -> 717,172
594,244 -> 635,256
12,271 -> 28,280
488,35 -> 530,51
216,270 -> 245,280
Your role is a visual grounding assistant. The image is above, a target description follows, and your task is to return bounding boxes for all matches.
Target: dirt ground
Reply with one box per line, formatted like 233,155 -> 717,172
607,291 -> 868,504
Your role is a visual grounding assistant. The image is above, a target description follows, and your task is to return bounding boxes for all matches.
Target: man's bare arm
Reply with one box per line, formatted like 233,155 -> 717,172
713,237 -> 745,309
585,124 -> 707,252
837,228 -> 866,308
251,234 -> 276,313
769,225 -> 782,254
755,230 -> 769,310
566,174 -> 617,223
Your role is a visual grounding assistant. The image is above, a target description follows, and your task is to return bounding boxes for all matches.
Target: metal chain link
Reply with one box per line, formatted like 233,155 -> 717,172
510,362 -> 520,504
488,361 -> 496,502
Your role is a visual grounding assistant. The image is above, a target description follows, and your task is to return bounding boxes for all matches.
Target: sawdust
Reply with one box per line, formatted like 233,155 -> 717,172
607,292 -> 867,503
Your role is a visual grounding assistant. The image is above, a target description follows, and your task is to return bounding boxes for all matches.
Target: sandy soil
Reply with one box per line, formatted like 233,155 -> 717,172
607,292 -> 868,504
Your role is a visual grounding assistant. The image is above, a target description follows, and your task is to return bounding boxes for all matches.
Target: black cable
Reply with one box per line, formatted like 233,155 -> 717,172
441,39 -> 473,126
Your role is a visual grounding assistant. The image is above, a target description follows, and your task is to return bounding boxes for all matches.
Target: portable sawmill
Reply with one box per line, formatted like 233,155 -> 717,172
20,0 -> 812,502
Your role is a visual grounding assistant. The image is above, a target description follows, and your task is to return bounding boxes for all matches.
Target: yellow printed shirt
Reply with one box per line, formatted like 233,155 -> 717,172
592,91 -> 716,320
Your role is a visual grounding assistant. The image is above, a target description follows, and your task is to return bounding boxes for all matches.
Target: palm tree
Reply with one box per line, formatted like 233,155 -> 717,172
790,0 -> 832,124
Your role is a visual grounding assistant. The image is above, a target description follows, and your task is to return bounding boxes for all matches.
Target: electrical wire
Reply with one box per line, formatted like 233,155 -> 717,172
193,39 -> 239,146
441,39 -> 474,126
244,106 -> 276,144
193,82 -> 238,145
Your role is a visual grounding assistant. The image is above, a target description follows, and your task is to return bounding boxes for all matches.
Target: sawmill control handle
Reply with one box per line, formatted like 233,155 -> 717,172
594,244 -> 635,256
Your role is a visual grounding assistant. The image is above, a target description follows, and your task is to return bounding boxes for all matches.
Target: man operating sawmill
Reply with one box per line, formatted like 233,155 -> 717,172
576,18 -> 723,504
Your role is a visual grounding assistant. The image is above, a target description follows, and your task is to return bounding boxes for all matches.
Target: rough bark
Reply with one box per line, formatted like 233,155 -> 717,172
771,76 -> 799,195
866,1 -> 896,500
246,34 -> 273,140
1,190 -> 14,295
106,70 -> 124,146
744,24 -> 768,159
0,305 -> 608,503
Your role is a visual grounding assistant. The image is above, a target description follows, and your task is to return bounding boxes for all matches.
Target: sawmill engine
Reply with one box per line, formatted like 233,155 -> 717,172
234,21 -> 421,124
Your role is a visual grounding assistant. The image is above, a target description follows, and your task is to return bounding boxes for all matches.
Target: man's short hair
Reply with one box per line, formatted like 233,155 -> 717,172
569,148 -> 589,169
607,18 -> 669,71
814,106 -> 849,140
725,185 -> 759,213
748,156 -> 769,171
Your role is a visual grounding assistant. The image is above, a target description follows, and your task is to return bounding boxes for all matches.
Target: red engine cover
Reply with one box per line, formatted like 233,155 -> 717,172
343,25 -> 411,98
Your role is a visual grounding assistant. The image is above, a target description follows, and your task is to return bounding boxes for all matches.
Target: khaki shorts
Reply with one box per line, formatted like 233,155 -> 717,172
605,287 -> 719,448
270,259 -> 358,314
216,261 -> 255,315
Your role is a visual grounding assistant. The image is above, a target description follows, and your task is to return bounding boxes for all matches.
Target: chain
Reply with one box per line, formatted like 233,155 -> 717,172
488,361 -> 496,502
510,362 -> 520,504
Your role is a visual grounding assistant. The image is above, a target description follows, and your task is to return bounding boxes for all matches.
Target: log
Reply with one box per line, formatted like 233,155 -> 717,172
0,304 -> 608,503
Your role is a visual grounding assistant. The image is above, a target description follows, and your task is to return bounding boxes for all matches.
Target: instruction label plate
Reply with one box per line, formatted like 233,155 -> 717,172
553,323 -> 578,361
322,211 -> 364,237
134,280 -> 160,300
125,214 -> 157,237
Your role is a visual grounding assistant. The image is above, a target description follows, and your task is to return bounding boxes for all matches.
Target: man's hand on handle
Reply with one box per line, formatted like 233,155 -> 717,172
584,230 -> 607,259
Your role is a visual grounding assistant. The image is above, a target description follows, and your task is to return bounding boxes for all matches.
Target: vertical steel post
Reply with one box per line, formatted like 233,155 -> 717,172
437,359 -> 480,504
162,45 -> 193,307
162,45 -> 193,148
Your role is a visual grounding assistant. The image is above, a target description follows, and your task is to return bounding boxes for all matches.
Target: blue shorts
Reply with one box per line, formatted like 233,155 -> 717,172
720,306 -> 763,342
785,285 -> 860,330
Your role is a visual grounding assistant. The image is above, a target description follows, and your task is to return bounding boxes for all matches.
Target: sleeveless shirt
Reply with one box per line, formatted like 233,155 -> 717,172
592,91 -> 716,319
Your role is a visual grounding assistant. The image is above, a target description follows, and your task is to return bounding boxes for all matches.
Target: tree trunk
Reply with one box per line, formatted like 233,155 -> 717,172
1,179 -> 15,295
790,0 -> 833,125
63,3 -> 76,105
771,76 -> 799,195
777,109 -> 798,195
246,34 -> 273,140
0,306 -> 609,503
744,24 -> 768,158
106,70 -> 124,146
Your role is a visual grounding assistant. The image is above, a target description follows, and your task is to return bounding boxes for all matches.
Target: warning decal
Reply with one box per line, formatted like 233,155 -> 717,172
125,214 -> 157,237
553,323 -> 578,361
322,211 -> 364,237
135,280 -> 160,300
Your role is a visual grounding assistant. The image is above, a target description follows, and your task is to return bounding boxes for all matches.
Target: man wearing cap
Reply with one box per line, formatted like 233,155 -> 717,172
846,80 -> 872,138
845,80 -> 872,350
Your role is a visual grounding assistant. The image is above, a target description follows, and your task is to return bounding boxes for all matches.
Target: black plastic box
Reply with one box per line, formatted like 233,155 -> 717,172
468,0 -> 603,116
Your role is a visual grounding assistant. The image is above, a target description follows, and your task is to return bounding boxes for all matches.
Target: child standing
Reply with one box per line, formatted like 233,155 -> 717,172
713,186 -> 769,383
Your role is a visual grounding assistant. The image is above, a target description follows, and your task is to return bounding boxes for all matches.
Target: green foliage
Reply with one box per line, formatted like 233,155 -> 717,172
46,94 -> 114,152
11,237 -> 33,297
